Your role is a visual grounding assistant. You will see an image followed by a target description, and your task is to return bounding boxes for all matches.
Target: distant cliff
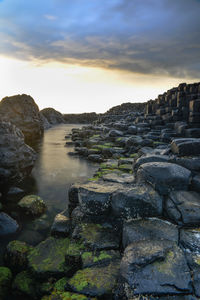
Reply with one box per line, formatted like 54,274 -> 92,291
63,112 -> 98,124
105,102 -> 146,115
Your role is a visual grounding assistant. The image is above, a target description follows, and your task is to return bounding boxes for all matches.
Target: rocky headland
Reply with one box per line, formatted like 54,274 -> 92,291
0,82 -> 200,299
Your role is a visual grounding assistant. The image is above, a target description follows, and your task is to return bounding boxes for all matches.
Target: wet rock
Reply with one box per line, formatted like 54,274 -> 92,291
123,218 -> 178,248
81,249 -> 120,268
171,138 -> 200,156
126,136 -> 143,148
111,184 -> 163,220
174,157 -> 200,172
6,186 -> 24,202
27,237 -> 70,279
0,94 -> 43,144
67,261 -> 120,297
165,191 -> 200,225
0,212 -> 19,237
72,223 -> 120,250
191,175 -> 200,193
0,121 -> 36,186
51,213 -> 71,237
77,182 -> 122,216
180,228 -> 200,253
18,229 -> 44,246
65,241 -> 84,272
102,172 -> 134,184
108,129 -> 123,137
137,162 -> 191,195
18,194 -> 46,217
4,240 -> 32,273
120,240 -> 192,296
87,154 -> 104,163
133,154 -> 171,171
0,267 -> 12,299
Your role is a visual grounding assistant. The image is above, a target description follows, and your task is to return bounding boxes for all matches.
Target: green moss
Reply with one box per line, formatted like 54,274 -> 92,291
54,277 -> 68,292
130,153 -> 139,158
66,242 -> 84,257
68,263 -> 119,294
42,291 -> 93,300
7,240 -> 30,254
93,251 -> 112,263
81,252 -> 93,260
13,271 -> 36,296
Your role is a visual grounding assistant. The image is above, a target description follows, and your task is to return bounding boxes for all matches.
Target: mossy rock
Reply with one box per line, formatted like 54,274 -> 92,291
67,262 -> 120,297
12,270 -> 38,298
73,223 -> 120,251
42,291 -> 97,300
0,266 -> 12,299
18,194 -> 46,217
4,240 -> 32,272
65,241 -> 84,271
54,277 -> 69,293
81,250 -> 120,268
28,237 -> 71,279
40,280 -> 55,295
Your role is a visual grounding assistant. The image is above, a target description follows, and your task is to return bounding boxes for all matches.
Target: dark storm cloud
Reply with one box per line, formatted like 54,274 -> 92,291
0,0 -> 199,78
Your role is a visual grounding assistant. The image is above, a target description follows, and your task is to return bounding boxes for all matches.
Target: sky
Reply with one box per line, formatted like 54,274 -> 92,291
0,0 -> 199,113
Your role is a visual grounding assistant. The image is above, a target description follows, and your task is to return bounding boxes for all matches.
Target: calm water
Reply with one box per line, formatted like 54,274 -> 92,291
31,124 -> 97,214
0,124 -> 97,262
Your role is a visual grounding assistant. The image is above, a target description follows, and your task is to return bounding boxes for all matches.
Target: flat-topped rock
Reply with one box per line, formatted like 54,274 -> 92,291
133,154 -> 171,171
137,162 -> 191,195
165,191 -> 200,226
171,138 -> 200,156
120,240 -> 192,296
123,218 -> 178,248
111,184 -> 163,220
0,212 -> 19,237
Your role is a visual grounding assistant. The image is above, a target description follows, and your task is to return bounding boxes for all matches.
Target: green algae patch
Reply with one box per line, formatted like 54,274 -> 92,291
0,267 -> 12,299
118,164 -> 133,172
12,270 -> 37,298
68,262 -> 120,297
130,153 -> 139,159
28,237 -> 71,278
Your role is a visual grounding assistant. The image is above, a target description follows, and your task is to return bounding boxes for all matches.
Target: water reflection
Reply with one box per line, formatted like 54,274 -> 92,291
31,124 -> 96,213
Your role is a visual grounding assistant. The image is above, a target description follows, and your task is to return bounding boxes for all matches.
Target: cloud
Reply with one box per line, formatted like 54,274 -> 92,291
0,0 -> 199,78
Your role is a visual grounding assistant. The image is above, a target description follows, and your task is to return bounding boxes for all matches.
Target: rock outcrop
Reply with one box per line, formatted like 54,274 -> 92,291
63,112 -> 98,124
0,94 -> 43,145
0,121 -> 36,187
40,107 -> 65,125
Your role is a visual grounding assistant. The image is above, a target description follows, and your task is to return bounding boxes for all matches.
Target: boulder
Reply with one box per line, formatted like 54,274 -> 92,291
18,195 -> 46,217
171,138 -> 200,156
0,121 -> 36,186
0,94 -> 43,144
192,175 -> 200,193
180,228 -> 200,253
81,250 -> 120,268
12,270 -> 38,298
137,162 -> 191,195
111,184 -> 163,220
165,191 -> 200,225
0,212 -> 19,237
120,240 -> 192,296
133,154 -> 171,171
122,218 -> 178,248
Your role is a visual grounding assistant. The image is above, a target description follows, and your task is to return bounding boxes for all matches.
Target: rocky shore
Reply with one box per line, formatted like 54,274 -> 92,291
1,82 -> 200,299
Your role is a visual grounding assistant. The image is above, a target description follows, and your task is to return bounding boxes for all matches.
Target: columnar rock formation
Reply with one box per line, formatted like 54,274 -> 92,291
145,82 -> 200,136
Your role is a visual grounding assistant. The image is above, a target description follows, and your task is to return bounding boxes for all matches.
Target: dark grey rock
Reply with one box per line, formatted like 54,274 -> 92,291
134,154 -> 171,171
111,184 -> 163,219
171,138 -> 200,156
0,212 -> 19,237
137,162 -> 191,195
120,240 -> 192,296
123,218 -> 178,248
0,121 -> 36,186
180,228 -> 200,253
165,191 -> 200,225
51,212 -> 71,237
191,175 -> 200,193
